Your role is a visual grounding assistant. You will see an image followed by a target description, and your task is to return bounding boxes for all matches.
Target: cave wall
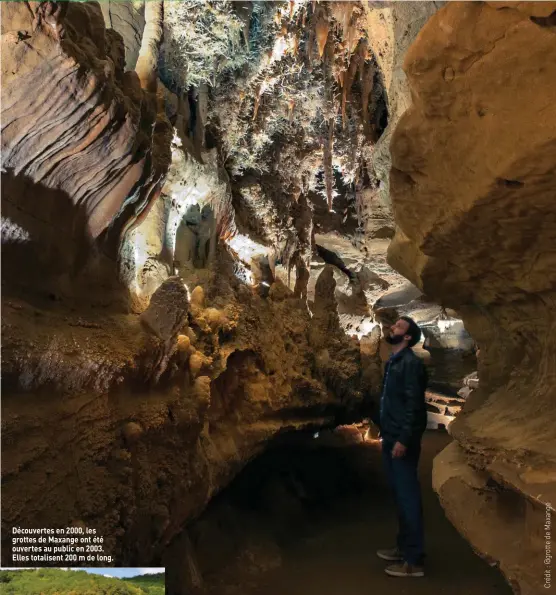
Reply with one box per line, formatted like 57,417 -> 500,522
388,2 -> 556,592
99,0 -> 145,71
361,0 -> 445,211
1,0 -> 459,576
1,1 -> 171,300
1,256 -> 373,567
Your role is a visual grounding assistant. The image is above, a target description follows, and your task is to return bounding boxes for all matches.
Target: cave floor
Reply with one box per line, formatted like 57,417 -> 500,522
238,431 -> 512,595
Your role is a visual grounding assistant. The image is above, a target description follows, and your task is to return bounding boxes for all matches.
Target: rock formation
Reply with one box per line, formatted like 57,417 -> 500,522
3,1 -> 552,592
389,2 -> 556,593
4,0 -> 436,570
1,1 -> 172,300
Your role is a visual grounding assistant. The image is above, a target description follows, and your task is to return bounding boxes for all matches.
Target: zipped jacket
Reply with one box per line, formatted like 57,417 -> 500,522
379,347 -> 428,446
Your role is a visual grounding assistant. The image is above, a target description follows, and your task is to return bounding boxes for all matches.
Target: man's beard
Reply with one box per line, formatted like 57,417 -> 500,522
385,334 -> 405,345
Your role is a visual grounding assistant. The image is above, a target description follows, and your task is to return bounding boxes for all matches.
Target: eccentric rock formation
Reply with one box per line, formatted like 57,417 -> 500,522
389,2 -> 556,593
1,1 -> 171,296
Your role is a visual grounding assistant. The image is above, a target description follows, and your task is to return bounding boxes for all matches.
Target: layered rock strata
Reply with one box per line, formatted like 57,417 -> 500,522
1,1 -> 172,299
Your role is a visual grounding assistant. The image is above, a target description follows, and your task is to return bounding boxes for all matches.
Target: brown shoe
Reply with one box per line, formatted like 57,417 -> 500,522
376,547 -> 403,562
384,561 -> 425,577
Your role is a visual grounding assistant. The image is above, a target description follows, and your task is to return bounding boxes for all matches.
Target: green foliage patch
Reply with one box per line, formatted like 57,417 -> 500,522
0,568 -> 165,595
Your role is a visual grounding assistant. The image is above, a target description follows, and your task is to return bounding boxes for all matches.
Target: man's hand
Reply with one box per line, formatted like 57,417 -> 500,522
392,441 -> 407,458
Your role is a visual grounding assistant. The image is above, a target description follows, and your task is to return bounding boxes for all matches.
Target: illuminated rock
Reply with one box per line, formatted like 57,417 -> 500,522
140,276 -> 189,342
389,2 -> 556,591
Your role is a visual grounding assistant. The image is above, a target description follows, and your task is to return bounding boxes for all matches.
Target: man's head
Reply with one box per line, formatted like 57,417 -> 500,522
385,316 -> 422,348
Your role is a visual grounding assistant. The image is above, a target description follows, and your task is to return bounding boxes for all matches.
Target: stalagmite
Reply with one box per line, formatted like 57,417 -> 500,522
315,13 -> 330,59
135,0 -> 163,92
323,119 -> 334,211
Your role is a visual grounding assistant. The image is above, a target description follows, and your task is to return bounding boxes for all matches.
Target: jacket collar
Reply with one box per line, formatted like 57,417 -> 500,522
388,346 -> 411,363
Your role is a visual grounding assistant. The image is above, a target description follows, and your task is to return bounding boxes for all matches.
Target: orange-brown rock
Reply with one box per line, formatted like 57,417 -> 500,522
0,251 -> 367,567
1,1 -> 171,294
389,2 -> 556,593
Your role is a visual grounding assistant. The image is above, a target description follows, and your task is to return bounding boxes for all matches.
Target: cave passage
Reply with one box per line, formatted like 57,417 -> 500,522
172,429 -> 512,595
2,2 -> 554,593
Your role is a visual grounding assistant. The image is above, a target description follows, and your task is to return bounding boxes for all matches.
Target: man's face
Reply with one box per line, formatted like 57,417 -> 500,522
386,318 -> 411,345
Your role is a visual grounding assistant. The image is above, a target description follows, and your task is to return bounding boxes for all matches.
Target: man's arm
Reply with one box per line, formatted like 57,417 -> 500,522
397,358 -> 427,448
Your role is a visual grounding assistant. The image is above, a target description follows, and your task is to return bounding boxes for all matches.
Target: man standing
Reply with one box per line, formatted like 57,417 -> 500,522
376,316 -> 428,578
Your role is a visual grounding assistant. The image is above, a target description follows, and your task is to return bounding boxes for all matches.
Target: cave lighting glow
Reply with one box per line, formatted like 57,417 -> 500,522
364,428 -> 382,445
130,228 -> 150,295
244,269 -> 254,285
271,35 -> 288,63
437,319 -> 460,332
227,233 -> 267,263
232,260 -> 255,285
226,233 -> 268,286
166,130 -> 213,259
1,217 -> 30,243
354,320 -> 378,339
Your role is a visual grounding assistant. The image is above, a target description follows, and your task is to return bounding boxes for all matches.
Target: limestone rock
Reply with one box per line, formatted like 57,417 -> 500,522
362,1 -> 444,207
177,334 -> 191,353
1,1 -> 171,292
189,352 -> 206,378
140,276 -> 189,341
99,0 -> 145,71
203,307 -> 227,330
388,2 -> 556,592
190,286 -> 205,309
185,327 -> 197,345
122,421 -> 143,444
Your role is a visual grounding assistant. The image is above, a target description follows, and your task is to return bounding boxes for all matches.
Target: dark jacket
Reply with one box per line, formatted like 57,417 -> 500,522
378,347 -> 428,447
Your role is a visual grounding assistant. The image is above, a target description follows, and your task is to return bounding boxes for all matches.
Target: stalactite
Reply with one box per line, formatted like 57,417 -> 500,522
292,33 -> 300,56
336,69 -> 345,89
135,0 -> 163,92
315,14 -> 330,59
302,6 -> 307,27
330,2 -> 361,55
361,59 -> 376,136
357,38 -> 368,81
323,119 -> 334,211
345,20 -> 361,55
341,44 -> 361,128
253,87 -> 262,121
307,16 -> 315,69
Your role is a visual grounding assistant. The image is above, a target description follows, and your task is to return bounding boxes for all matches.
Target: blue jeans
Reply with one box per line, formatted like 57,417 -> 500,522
381,440 -> 425,565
